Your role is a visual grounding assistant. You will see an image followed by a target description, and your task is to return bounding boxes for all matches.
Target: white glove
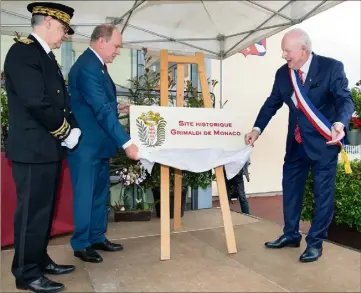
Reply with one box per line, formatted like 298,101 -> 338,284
61,128 -> 81,149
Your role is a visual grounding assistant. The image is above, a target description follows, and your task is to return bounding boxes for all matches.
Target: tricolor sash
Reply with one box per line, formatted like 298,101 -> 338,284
288,68 -> 352,173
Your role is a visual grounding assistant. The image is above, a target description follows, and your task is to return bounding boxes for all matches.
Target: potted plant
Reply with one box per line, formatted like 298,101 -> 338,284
301,160 -> 361,250
110,157 -> 153,222
347,83 -> 361,145
143,163 -> 188,219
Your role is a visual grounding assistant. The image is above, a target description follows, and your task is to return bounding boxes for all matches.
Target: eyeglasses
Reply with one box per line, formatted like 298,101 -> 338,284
51,18 -> 69,34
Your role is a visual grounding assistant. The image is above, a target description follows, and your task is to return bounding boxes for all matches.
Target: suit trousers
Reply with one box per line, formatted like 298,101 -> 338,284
225,171 -> 250,214
68,156 -> 110,251
282,140 -> 338,248
11,161 -> 61,283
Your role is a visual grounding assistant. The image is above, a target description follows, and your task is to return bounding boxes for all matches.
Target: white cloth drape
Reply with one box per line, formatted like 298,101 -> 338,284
139,145 -> 253,180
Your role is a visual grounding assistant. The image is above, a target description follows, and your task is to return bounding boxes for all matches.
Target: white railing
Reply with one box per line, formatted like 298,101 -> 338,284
339,145 -> 361,161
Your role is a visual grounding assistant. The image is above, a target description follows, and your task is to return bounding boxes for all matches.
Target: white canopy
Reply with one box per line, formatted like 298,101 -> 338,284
1,0 -> 344,60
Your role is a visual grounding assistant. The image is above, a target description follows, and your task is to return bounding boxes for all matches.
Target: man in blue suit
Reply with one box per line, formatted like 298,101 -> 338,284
67,24 -> 139,263
245,28 -> 354,262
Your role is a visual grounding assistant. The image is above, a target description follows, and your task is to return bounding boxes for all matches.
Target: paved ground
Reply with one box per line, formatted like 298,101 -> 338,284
213,194 -> 312,232
2,209 -> 360,292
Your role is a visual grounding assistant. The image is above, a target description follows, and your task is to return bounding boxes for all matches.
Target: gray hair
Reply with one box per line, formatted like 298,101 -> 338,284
31,15 -> 45,28
285,28 -> 312,52
90,24 -> 117,42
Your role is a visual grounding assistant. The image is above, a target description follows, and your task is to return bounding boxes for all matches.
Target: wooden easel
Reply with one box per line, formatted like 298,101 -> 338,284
159,50 -> 237,260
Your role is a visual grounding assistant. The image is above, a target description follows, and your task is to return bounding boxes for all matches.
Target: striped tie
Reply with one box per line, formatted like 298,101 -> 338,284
294,69 -> 304,143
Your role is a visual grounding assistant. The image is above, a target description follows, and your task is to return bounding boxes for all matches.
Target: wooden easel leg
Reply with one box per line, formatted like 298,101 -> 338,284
195,52 -> 237,254
215,167 -> 237,254
173,64 -> 185,232
160,49 -> 170,260
160,165 -> 170,260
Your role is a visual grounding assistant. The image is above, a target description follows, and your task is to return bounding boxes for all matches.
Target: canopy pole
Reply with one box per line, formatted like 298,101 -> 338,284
217,34 -> 225,109
220,58 -> 223,109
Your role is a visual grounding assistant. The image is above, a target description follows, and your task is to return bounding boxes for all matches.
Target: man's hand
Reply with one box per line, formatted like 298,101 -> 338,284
61,128 -> 81,149
326,123 -> 345,145
118,104 -> 130,114
245,129 -> 260,146
125,143 -> 139,160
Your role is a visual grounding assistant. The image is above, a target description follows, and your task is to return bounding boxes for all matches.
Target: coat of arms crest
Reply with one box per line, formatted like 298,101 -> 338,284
136,111 -> 167,147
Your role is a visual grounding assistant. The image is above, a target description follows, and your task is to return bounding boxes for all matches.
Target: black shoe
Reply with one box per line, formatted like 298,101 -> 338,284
299,246 -> 323,262
74,247 -> 103,263
43,262 -> 75,275
16,276 -> 64,293
265,235 -> 301,248
91,239 -> 123,252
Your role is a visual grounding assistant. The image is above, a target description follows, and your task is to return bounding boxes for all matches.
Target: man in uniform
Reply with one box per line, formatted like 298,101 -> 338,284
4,2 -> 80,292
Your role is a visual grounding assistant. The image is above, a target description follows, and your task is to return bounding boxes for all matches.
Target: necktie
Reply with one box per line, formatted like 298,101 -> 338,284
294,69 -> 304,143
104,63 -> 108,72
48,51 -> 56,60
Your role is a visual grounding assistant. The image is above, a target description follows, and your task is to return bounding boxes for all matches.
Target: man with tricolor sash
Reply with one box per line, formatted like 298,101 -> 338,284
245,28 -> 354,262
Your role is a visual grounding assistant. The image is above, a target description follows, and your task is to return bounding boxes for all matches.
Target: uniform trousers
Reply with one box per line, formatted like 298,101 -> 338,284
11,161 -> 61,283
282,140 -> 338,248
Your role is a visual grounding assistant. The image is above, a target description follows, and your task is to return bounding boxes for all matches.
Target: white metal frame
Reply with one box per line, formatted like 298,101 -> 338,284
1,0 -> 346,107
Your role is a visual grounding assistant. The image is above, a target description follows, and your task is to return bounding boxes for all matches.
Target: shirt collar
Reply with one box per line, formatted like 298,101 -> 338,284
300,53 -> 313,75
31,33 -> 51,54
89,47 -> 104,65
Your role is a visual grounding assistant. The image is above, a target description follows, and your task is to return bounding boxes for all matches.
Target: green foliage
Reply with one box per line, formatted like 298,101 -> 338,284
183,170 -> 215,189
301,160 -> 361,232
141,163 -> 176,190
351,86 -> 361,118
140,162 -> 214,190
184,79 -> 217,108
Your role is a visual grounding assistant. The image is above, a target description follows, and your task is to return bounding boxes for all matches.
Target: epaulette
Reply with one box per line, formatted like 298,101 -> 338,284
17,38 -> 33,45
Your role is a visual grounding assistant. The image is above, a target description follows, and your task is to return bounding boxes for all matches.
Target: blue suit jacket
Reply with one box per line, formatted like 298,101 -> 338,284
67,48 -> 130,159
254,53 -> 354,161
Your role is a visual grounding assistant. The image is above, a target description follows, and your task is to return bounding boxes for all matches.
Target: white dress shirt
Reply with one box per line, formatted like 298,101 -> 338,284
31,33 -> 51,54
89,46 -> 104,65
88,47 -> 132,150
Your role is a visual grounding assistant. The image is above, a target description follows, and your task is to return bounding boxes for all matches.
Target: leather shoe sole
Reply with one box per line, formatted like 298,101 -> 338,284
91,242 -> 123,252
16,284 -> 64,293
265,241 -> 300,248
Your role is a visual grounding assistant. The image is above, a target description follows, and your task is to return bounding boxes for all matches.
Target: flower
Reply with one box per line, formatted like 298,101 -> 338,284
353,117 -> 361,129
118,161 -> 148,187
350,116 -> 361,129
